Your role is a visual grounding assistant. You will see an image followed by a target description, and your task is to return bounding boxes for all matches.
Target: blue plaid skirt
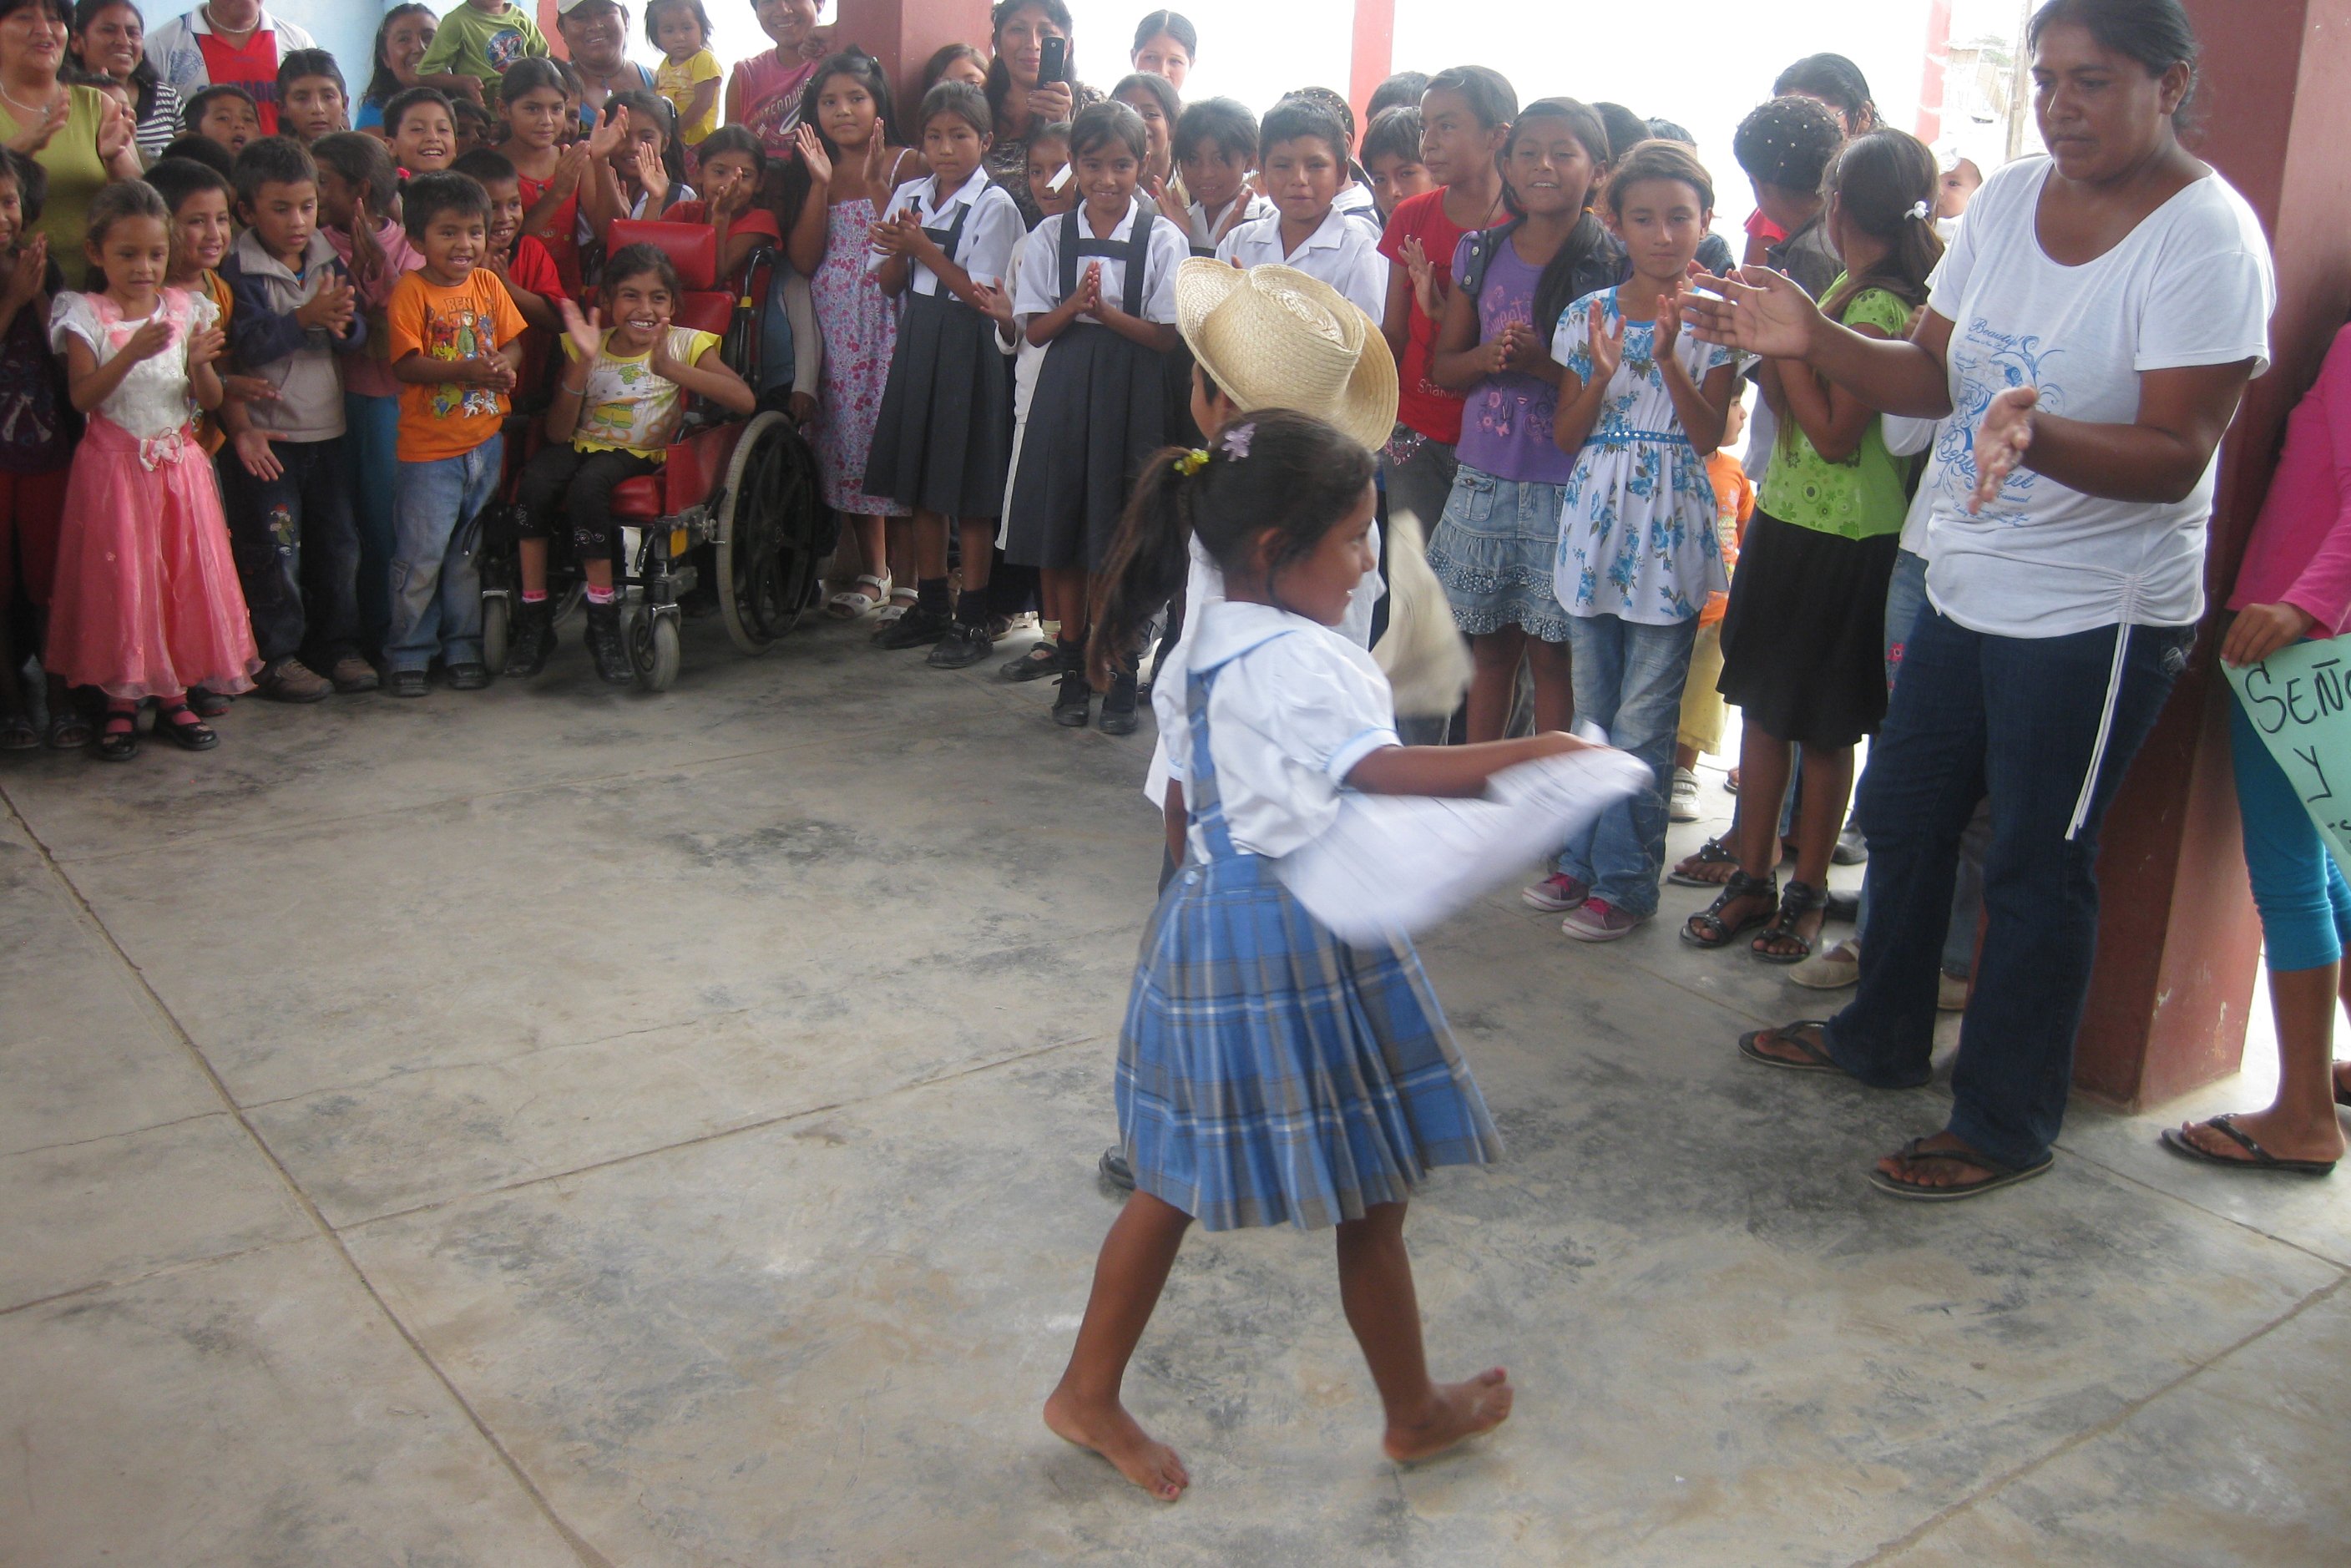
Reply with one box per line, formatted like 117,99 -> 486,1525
1116,850 -> 1502,1232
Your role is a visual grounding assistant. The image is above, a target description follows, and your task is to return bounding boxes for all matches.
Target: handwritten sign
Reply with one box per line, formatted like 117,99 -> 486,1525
2227,640 -> 2351,882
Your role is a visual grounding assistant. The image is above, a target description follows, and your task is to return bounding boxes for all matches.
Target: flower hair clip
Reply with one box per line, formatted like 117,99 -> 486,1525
1173,448 -> 1210,476
1220,422 -> 1256,461
1908,199 -> 1932,221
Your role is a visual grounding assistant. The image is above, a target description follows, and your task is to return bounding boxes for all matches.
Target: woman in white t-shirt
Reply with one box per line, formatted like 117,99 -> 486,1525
1684,0 -> 2274,1201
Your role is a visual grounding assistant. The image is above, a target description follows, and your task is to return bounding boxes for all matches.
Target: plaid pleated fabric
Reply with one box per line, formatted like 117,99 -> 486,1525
1115,649 -> 1502,1232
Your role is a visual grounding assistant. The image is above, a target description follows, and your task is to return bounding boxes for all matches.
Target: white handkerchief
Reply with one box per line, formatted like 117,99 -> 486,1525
1274,747 -> 1653,944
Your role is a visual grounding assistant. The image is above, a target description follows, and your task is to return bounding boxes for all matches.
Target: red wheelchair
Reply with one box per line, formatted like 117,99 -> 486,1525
476,219 -> 831,691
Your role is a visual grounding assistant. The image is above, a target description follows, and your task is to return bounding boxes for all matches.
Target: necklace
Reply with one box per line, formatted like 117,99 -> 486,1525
0,79 -> 53,119
200,4 -> 260,43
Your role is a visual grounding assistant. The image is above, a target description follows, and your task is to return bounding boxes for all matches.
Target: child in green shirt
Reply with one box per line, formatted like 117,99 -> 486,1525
415,0 -> 550,103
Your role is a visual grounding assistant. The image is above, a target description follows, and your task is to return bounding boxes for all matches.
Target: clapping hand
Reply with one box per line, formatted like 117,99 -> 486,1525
548,141 -> 593,202
970,279 -> 1014,334
296,278 -> 357,336
184,323 -> 225,368
633,139 -> 669,208
1681,266 -> 1818,359
1969,385 -> 2036,514
347,198 -> 384,285
559,298 -> 604,364
0,235 -> 46,313
122,314 -> 176,363
588,105 -> 629,162
94,96 -> 133,164
222,373 -> 279,406
1400,235 -> 1442,321
793,123 -> 833,185
1585,298 -> 1625,387
1074,260 -> 1105,320
649,330 -> 689,385
9,91 -> 68,155
1651,276 -> 1685,356
867,213 -> 913,258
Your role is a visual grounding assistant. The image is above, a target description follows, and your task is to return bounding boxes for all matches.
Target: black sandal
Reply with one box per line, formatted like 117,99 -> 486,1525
1666,836 -> 1739,888
1681,870 -> 1777,948
1752,879 -> 1828,964
95,708 -> 139,761
155,702 -> 219,751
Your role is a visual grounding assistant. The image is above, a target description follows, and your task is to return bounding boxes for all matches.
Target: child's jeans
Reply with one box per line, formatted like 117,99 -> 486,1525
387,435 -> 502,675
220,434 -> 362,670
345,392 -> 401,654
1556,612 -> 1696,918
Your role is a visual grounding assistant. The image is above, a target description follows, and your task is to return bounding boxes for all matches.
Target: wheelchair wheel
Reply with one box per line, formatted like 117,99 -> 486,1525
629,609 -> 681,692
481,594 -> 511,675
715,410 -> 823,655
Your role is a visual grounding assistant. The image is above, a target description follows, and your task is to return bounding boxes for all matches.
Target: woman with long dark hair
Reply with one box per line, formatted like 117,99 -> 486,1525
1696,0 -> 2276,1200
66,0 -> 170,159
981,0 -> 1098,226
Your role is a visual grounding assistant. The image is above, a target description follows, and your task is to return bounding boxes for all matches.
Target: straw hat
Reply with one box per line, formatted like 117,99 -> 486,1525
1173,260 -> 1398,453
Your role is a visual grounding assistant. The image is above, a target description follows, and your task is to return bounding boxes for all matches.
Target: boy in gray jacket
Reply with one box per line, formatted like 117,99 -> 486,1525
220,136 -> 370,699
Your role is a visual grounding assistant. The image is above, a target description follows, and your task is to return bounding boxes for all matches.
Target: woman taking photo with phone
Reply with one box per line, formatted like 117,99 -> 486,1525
981,0 -> 1099,226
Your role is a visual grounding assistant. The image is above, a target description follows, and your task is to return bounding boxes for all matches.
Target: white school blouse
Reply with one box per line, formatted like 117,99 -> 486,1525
1186,190 -> 1273,250
1152,600 -> 1400,862
866,172 -> 1024,296
1145,533 -> 1384,805
1213,206 -> 1389,321
1011,196 -> 1190,325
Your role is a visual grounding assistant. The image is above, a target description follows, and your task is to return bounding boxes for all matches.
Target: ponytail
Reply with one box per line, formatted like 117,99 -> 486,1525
1090,446 -> 1198,685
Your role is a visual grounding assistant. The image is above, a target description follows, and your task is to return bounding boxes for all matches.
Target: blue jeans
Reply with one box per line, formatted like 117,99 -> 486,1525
346,392 -> 401,655
2231,684 -> 2351,972
1825,609 -> 2193,1168
219,433 -> 361,668
1557,613 -> 1696,918
1856,547 -> 1986,977
387,435 -> 502,674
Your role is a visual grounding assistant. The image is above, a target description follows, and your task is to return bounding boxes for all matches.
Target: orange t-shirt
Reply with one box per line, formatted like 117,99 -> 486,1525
1700,450 -> 1756,628
387,267 -> 527,462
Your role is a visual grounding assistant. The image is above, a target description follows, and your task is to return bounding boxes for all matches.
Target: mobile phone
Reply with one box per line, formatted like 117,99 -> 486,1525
1038,36 -> 1067,86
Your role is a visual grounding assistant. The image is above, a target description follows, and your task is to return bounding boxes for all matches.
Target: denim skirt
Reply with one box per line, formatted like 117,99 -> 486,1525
1423,463 -> 1572,643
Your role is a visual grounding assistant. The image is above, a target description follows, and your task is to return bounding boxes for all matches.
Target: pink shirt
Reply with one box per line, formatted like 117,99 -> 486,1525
325,219 -> 425,400
2229,324 -> 2351,633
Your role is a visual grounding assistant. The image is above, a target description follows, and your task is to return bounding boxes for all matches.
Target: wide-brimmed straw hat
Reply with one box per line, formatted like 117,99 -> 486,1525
1173,260 -> 1398,453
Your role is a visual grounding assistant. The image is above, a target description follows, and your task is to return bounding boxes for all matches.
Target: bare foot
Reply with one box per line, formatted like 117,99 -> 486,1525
1044,1385 -> 1190,1501
1382,1368 -> 1514,1464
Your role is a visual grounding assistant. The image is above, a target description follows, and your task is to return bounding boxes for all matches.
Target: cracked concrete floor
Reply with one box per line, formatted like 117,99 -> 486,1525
3,610 -> 2346,1566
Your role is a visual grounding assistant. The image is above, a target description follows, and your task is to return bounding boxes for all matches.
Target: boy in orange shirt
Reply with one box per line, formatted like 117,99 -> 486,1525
383,170 -> 526,696
1674,396 -> 1754,819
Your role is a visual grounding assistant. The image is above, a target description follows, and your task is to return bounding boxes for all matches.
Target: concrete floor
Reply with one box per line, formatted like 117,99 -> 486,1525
3,609 -> 2345,1568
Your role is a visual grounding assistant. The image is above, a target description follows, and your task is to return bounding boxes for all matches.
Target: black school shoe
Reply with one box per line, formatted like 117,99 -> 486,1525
445,662 -> 492,690
874,605 -> 950,650
584,603 -> 635,685
926,620 -> 993,669
1051,668 -> 1092,727
503,599 -> 557,678
999,640 -> 1067,681
1097,670 -> 1140,735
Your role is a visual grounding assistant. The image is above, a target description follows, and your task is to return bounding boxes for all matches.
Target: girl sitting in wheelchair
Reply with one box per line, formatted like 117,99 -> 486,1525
505,243 -> 756,684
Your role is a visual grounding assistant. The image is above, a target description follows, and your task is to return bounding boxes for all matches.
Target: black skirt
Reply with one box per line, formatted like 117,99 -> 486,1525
1004,323 -> 1169,573
862,290 -> 1013,518
1716,508 -> 1899,748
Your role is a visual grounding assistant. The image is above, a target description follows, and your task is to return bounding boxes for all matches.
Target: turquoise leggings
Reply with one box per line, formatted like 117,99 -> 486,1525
2231,685 -> 2351,972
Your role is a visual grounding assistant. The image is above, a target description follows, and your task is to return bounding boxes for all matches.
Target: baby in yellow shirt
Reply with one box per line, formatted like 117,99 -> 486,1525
648,0 -> 722,147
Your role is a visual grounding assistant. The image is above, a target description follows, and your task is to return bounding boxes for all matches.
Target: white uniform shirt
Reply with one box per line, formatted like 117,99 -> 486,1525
1013,196 -> 1190,325
1213,205 -> 1389,321
1332,181 -> 1382,234
1152,601 -> 1400,862
1145,529 -> 1383,804
1186,191 -> 1273,250
867,172 -> 1024,296
1919,156 -> 2273,637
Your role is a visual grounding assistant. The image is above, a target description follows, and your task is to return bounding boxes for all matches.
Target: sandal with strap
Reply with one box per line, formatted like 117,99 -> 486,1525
48,708 -> 92,749
1867,1137 -> 2054,1201
2159,1115 -> 2338,1176
154,701 -> 219,751
874,586 -> 918,625
1681,870 -> 1777,948
1737,1018 -> 1843,1073
827,574 -> 891,620
95,708 -> 139,762
0,711 -> 34,751
1752,879 -> 1828,964
1667,836 -> 1740,888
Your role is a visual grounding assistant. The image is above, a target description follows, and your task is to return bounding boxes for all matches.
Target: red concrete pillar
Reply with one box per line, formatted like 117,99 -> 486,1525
833,0 -> 996,125
1348,0 -> 1395,134
2072,0 -> 2351,1107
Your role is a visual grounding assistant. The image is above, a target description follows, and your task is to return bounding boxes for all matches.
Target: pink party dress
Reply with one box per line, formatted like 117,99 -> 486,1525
810,195 -> 910,518
43,287 -> 259,701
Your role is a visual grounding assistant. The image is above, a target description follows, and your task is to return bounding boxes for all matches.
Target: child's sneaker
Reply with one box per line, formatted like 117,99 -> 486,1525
329,654 -> 380,693
504,599 -> 557,678
584,602 -> 634,685
1521,872 -> 1590,912
445,662 -> 491,690
256,655 -> 331,703
1560,898 -> 1646,942
1670,766 -> 1701,822
386,670 -> 427,698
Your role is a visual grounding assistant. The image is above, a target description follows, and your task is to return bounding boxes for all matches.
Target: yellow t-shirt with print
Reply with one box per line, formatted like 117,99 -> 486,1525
656,48 -> 723,145
564,325 -> 723,459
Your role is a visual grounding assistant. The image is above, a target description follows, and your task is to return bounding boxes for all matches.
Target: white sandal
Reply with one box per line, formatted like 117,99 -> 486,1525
827,574 -> 891,620
874,585 -> 918,625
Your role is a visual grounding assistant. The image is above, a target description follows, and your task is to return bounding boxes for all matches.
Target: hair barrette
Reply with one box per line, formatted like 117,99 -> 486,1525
1908,199 -> 1932,221
1221,423 -> 1256,460
1173,448 -> 1211,476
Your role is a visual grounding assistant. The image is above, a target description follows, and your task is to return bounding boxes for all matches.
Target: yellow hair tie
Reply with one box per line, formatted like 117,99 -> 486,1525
1173,448 -> 1210,476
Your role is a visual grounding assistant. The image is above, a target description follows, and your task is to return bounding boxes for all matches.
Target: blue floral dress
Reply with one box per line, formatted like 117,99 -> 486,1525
1550,288 -> 1743,625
